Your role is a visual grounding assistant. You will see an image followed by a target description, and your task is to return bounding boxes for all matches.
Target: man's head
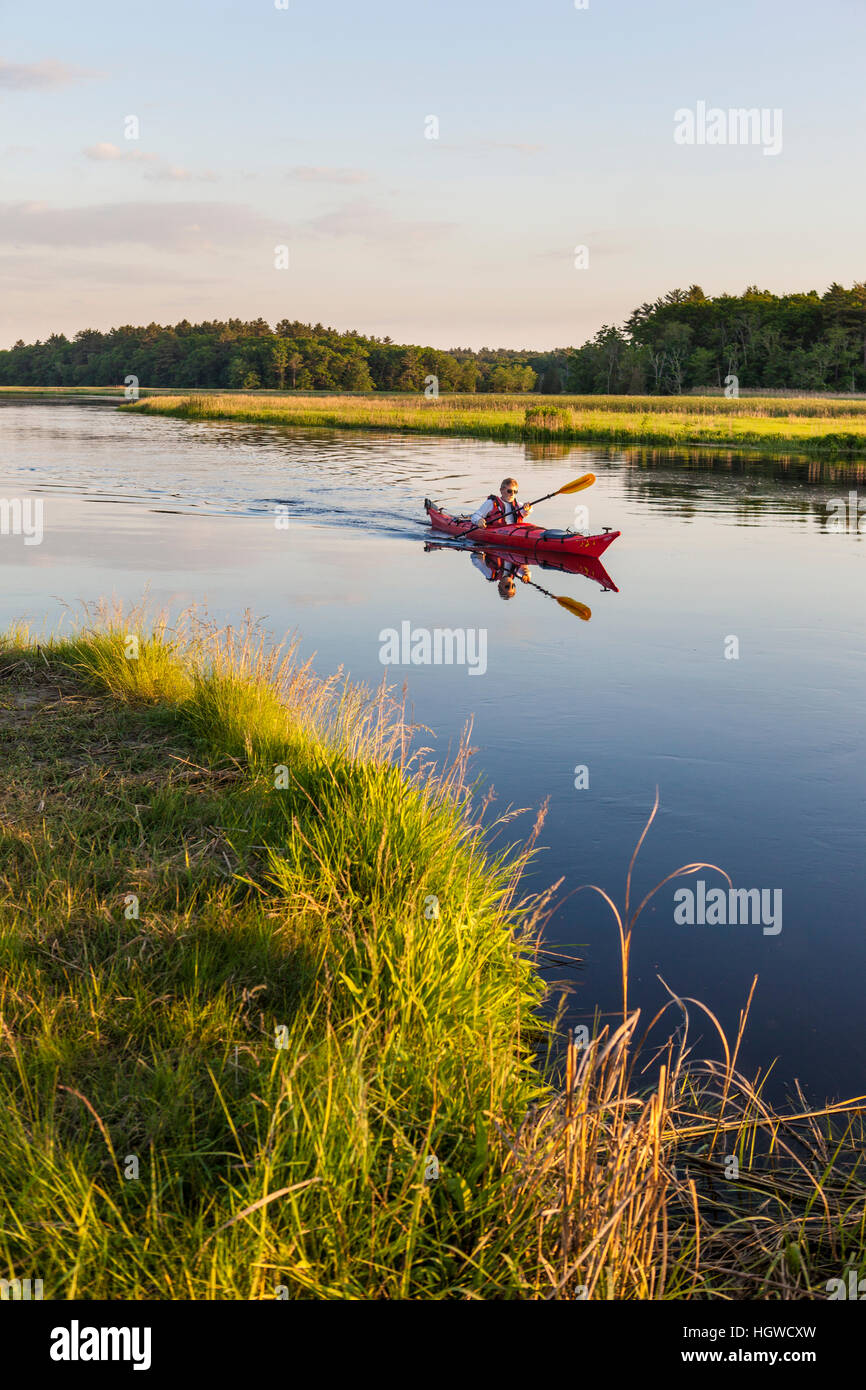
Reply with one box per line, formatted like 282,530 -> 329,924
499,477 -> 519,500
498,575 -> 516,600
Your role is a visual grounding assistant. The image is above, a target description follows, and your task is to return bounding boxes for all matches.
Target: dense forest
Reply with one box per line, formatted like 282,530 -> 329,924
566,283 -> 866,394
0,320 -> 549,393
1,282 -> 864,394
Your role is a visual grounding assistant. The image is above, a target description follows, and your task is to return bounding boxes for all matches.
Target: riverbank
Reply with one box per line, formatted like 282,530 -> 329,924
0,604 -> 554,1298
8,384 -> 866,417
0,606 -> 863,1299
122,393 -> 866,456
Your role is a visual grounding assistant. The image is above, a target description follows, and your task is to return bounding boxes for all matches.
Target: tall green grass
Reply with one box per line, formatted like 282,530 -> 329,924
0,604 -> 550,1299
124,393 -> 866,455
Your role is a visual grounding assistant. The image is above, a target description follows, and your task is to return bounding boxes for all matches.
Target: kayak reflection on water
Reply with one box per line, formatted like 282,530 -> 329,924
423,539 -> 618,595
423,541 -> 616,623
470,549 -> 531,600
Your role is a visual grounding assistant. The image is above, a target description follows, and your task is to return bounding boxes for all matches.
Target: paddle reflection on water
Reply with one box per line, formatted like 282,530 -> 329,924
423,537 -> 619,623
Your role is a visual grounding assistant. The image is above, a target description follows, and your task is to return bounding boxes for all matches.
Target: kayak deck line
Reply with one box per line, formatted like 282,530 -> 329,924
423,499 -> 621,562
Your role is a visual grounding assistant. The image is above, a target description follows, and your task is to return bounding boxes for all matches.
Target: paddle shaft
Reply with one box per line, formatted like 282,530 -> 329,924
526,578 -> 554,600
526,472 -> 595,507
458,473 -> 594,532
524,486 -> 564,509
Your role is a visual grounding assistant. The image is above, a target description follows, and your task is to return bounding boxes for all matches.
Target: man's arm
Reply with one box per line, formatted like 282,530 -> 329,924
470,498 -> 494,525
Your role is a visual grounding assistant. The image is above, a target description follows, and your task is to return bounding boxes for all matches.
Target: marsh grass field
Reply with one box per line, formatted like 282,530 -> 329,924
1,604 -> 865,1300
6,385 -> 866,453
124,392 -> 866,456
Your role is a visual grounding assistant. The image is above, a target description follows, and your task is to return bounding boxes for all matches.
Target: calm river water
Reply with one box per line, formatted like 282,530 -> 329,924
1,402 -> 864,1103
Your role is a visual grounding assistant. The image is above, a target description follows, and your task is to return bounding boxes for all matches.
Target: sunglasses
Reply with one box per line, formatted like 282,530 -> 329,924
503,488 -> 517,495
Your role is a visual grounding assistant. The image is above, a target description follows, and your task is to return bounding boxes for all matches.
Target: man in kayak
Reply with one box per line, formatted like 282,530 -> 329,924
470,477 -> 533,529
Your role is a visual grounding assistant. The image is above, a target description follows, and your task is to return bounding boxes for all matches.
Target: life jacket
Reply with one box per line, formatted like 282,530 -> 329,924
482,551 -> 504,579
482,552 -> 523,583
487,493 -> 524,526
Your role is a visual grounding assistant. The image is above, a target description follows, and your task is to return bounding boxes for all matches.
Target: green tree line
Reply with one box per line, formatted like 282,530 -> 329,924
0,318 -> 545,393
2,283 -> 864,393
566,283 -> 866,394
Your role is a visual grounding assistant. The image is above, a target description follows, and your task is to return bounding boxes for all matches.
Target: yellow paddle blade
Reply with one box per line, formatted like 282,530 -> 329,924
557,472 -> 596,495
555,596 -> 592,621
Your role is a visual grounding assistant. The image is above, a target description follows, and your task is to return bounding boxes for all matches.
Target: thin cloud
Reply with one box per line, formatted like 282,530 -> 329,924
144,165 -> 220,183
535,238 -> 635,263
286,166 -> 371,185
438,139 -> 545,156
0,250 -> 223,288
84,143 -> 158,164
480,140 -> 544,154
0,58 -> 102,90
83,146 -> 218,181
0,200 -> 271,252
301,197 -> 454,245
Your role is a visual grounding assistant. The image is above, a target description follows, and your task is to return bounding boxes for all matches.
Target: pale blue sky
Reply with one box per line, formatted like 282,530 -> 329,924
1,0 -> 863,348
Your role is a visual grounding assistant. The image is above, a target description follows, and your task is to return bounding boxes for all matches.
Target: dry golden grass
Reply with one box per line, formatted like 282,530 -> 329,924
126,393 -> 866,456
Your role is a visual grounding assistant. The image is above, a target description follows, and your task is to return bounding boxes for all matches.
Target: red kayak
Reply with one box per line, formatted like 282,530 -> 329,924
424,500 -> 620,560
